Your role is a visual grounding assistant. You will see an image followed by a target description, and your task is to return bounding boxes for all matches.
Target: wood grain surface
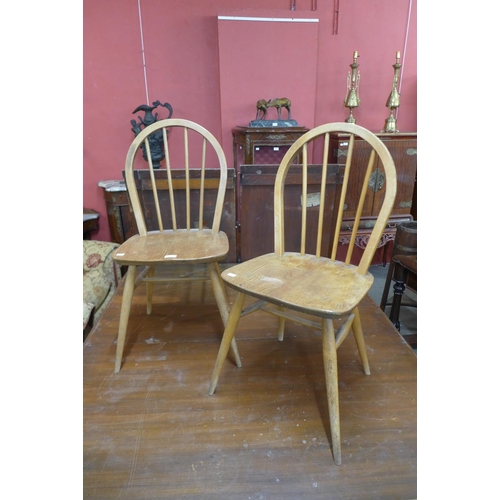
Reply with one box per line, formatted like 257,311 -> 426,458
84,266 -> 417,499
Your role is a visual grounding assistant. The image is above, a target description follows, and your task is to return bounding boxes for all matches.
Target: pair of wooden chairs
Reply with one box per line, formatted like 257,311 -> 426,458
111,119 -> 397,465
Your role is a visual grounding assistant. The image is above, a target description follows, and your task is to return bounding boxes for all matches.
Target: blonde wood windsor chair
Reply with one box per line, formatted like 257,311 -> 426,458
208,122 -> 397,465
112,118 -> 241,373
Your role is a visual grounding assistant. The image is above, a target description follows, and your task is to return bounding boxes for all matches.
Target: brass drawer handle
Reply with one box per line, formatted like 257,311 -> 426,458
369,169 -> 385,192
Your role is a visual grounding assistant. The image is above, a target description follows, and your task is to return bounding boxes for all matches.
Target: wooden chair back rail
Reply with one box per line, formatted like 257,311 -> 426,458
124,119 -> 229,236
273,123 -> 397,275
139,178 -> 221,190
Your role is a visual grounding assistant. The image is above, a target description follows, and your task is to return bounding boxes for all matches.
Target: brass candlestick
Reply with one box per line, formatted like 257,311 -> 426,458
382,51 -> 402,133
344,51 -> 360,123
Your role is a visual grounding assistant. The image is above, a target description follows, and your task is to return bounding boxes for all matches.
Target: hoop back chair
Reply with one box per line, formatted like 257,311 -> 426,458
208,122 -> 397,465
112,119 -> 241,373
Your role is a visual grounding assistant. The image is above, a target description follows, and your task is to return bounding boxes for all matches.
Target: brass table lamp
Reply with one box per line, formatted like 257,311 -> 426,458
344,51 -> 360,124
382,51 -> 402,133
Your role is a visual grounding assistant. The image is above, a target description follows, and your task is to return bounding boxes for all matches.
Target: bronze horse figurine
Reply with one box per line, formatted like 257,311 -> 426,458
267,98 -> 291,120
255,99 -> 268,120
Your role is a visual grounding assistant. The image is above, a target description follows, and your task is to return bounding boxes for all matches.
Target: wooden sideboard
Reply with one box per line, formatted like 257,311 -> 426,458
329,132 -> 417,263
232,126 -> 309,168
83,208 -> 100,239
232,126 -> 310,260
239,164 -> 342,262
98,180 -> 138,244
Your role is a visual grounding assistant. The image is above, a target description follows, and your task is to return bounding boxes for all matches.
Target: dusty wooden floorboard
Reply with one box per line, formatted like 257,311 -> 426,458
84,268 -> 417,499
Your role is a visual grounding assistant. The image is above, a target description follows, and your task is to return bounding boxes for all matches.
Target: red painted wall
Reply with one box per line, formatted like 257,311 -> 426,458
84,0 -> 417,242
217,13 -> 320,156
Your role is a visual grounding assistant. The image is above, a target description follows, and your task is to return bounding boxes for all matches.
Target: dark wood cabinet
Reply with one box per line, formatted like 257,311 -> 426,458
330,132 -> 416,218
99,180 -> 138,244
83,208 -> 100,239
238,164 -> 342,262
329,132 -> 417,263
232,126 -> 309,261
232,126 -> 309,168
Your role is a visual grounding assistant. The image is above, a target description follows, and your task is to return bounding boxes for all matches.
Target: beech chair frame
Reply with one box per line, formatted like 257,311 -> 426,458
112,118 -> 241,373
208,122 -> 397,465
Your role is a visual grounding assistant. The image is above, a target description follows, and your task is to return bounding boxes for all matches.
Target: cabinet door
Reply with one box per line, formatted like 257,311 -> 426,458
332,137 -> 377,219
103,190 -> 138,244
331,133 -> 417,220
373,136 -> 417,216
239,164 -> 341,261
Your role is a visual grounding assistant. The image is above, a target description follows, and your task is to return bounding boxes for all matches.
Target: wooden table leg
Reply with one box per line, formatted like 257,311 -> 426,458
388,268 -> 408,331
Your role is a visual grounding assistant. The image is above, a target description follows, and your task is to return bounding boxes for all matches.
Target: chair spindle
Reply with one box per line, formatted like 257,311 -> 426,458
184,127 -> 191,230
345,149 -> 376,265
330,134 -> 355,260
300,144 -> 308,255
199,138 -> 207,230
145,137 -> 164,232
163,127 -> 177,231
316,132 -> 330,257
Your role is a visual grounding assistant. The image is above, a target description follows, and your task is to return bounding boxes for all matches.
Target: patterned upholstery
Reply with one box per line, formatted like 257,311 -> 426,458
83,240 -> 120,332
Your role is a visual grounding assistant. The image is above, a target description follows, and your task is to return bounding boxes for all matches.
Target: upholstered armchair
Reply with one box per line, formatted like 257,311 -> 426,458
83,240 -> 120,339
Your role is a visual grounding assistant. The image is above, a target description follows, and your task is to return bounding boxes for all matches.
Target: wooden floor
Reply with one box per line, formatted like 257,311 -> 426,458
83,265 -> 417,500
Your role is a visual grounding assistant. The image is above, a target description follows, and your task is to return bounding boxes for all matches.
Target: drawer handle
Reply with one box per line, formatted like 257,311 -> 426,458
369,169 -> 385,192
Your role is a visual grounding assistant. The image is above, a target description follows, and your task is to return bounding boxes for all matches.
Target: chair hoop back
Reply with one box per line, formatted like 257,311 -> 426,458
274,122 -> 397,275
124,118 -> 228,236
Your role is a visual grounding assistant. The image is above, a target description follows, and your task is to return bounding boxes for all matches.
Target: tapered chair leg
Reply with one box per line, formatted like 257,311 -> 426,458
277,308 -> 286,341
146,265 -> 156,315
322,318 -> 342,465
208,291 -> 246,395
207,262 -> 242,367
114,265 -> 137,373
351,307 -> 370,375
379,260 -> 394,310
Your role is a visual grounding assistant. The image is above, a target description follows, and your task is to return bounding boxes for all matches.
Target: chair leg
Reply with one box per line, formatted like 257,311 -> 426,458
389,271 -> 407,331
207,262 -> 241,368
208,291 -> 246,395
114,265 -> 137,373
277,308 -> 286,341
351,307 -> 370,375
379,260 -> 395,310
322,318 -> 342,465
146,265 -> 155,315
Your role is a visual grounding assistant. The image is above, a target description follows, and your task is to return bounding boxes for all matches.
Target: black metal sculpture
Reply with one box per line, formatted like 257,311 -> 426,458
131,100 -> 173,168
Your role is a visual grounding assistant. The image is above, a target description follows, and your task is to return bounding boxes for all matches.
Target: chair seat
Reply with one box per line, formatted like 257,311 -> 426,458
112,229 -> 229,266
393,254 -> 417,274
222,253 -> 374,318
